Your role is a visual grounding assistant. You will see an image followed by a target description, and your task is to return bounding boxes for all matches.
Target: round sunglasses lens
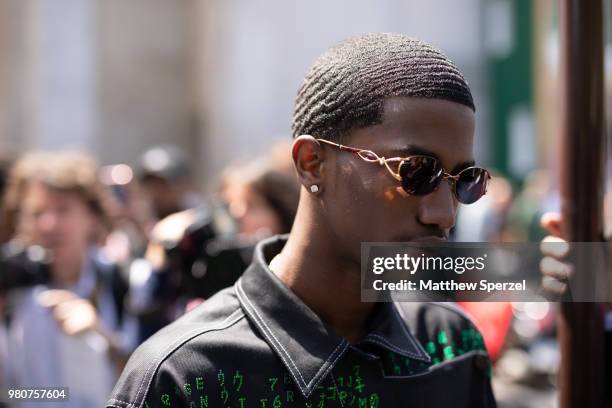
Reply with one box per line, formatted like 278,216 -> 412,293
398,157 -> 442,195
456,168 -> 489,204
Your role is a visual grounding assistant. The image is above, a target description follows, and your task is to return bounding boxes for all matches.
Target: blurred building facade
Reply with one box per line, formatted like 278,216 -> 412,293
0,0 -> 543,190
0,0 -> 197,170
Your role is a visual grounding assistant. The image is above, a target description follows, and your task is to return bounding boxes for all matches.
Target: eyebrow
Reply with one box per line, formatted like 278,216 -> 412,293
389,145 -> 476,174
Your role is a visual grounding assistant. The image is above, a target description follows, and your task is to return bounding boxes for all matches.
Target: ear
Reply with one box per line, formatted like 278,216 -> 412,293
291,135 -> 325,192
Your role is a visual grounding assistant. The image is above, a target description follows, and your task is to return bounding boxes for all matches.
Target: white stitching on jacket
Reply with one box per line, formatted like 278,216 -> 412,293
365,333 -> 425,360
236,279 -> 349,398
130,309 -> 244,407
392,303 -> 431,361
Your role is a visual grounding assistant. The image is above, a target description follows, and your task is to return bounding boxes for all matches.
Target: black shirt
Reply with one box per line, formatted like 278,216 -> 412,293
107,235 -> 496,407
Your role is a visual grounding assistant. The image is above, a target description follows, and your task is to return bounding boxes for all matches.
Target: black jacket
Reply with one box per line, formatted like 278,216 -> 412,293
108,235 -> 496,407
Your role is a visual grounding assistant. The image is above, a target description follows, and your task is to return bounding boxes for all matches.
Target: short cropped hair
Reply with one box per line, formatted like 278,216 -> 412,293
293,33 -> 474,141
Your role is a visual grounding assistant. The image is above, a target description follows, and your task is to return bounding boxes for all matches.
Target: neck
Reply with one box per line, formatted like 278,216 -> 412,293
271,196 -> 374,343
51,253 -> 84,287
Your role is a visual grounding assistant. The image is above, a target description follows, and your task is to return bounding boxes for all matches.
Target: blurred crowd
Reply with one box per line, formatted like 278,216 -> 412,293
0,144 -> 610,407
0,143 -> 298,407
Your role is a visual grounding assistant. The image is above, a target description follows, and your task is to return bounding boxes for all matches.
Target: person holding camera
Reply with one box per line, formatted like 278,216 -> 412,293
129,144 -> 300,341
0,151 -> 138,407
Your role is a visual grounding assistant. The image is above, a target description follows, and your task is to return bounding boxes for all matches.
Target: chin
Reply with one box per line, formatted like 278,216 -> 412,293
48,247 -> 75,264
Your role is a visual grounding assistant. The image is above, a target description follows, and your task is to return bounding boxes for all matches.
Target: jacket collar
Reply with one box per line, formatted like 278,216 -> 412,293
235,235 -> 430,398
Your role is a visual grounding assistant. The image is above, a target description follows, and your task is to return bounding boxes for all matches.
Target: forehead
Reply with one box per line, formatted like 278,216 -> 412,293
349,97 -> 476,168
22,181 -> 82,207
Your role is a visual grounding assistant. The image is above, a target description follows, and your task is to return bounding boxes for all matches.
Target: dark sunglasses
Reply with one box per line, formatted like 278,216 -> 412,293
316,138 -> 491,204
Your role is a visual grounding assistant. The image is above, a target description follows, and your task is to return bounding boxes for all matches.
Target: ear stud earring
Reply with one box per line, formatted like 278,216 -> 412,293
310,185 -> 319,193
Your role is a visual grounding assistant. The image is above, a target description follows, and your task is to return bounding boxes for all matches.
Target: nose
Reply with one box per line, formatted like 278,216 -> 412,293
416,180 -> 457,230
38,211 -> 59,233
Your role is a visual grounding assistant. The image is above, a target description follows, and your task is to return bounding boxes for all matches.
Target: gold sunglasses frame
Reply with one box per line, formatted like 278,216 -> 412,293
315,138 -> 491,200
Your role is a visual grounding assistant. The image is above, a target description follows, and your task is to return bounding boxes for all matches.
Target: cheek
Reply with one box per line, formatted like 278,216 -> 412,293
327,161 -> 396,232
65,209 -> 97,242
326,159 -> 426,243
337,160 -> 381,195
19,215 -> 36,237
337,160 -> 415,211
331,161 -> 376,211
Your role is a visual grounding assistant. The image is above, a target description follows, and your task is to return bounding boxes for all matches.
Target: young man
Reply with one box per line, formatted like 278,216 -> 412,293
107,33 -> 496,407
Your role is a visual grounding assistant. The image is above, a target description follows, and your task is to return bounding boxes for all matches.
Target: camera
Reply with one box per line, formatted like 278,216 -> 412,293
159,202 -> 254,300
0,243 -> 52,292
